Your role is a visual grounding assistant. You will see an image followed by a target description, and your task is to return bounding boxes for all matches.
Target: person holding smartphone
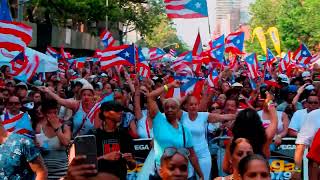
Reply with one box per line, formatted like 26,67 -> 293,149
67,101 -> 135,180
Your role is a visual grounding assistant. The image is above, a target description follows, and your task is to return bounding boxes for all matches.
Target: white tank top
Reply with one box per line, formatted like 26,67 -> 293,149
136,110 -> 153,138
258,110 -> 284,134
36,126 -> 64,151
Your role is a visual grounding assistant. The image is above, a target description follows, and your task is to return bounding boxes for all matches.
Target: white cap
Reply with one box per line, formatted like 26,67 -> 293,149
278,74 -> 290,84
100,73 -> 108,77
232,82 -> 243,87
305,84 -> 315,90
80,83 -> 94,94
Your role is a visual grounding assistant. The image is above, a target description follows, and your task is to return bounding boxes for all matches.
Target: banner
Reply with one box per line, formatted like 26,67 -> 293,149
267,27 -> 281,56
269,138 -> 304,180
252,27 -> 267,55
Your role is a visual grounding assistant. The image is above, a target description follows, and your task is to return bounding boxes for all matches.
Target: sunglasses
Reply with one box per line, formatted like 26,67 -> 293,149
163,147 -> 190,160
7,102 -> 20,106
308,101 -> 319,105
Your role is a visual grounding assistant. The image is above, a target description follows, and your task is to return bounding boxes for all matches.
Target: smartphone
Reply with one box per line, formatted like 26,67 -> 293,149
74,135 -> 98,169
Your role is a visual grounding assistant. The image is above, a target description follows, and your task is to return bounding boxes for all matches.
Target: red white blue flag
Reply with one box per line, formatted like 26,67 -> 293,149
225,32 -> 244,55
1,111 -> 34,137
0,20 -> 32,51
165,76 -> 204,99
86,93 -> 114,125
46,46 -> 61,59
210,45 -> 225,64
137,61 -> 151,78
169,49 -> 177,57
164,0 -> 208,19
100,30 -> 115,48
176,51 -> 193,63
209,34 -> 224,49
192,31 -> 203,57
293,44 -> 312,65
149,47 -> 165,61
278,52 -> 290,73
207,69 -> 219,87
10,52 -> 40,82
244,53 -> 259,79
60,47 -> 72,59
100,44 -> 136,70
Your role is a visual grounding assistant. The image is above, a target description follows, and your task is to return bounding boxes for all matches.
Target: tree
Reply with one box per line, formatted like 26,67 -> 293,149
137,15 -> 189,53
247,0 -> 320,54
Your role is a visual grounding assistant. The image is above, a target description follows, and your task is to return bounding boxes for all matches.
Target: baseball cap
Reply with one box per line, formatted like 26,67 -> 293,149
278,74 -> 290,84
16,82 -> 28,90
100,73 -> 108,77
302,71 -> 311,81
305,84 -> 315,91
232,82 -> 243,87
288,85 -> 298,93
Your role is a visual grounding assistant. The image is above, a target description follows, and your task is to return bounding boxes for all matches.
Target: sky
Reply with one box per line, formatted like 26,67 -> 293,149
172,0 -> 216,48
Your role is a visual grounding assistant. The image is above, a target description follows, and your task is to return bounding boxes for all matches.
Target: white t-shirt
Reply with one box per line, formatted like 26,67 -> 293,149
181,111 -> 210,156
136,110 -> 153,138
296,109 -> 320,146
289,109 -> 308,132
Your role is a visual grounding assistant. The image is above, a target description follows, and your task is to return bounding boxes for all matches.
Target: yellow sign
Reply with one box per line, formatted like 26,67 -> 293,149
267,27 -> 281,56
252,27 -> 267,55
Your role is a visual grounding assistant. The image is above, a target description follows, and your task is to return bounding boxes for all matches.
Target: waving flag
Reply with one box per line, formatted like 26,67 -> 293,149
86,93 -> 114,125
293,44 -> 312,65
164,0 -> 208,19
2,111 -> 34,137
192,31 -> 203,57
0,21 -> 32,51
244,53 -> 259,79
225,32 -> 244,55
165,76 -> 204,99
138,47 -> 146,62
11,52 -> 40,82
176,51 -> 193,63
209,34 -> 224,49
100,30 -> 115,48
278,53 -> 290,73
100,44 -> 136,70
10,52 -> 28,74
46,46 -> 60,59
171,60 -> 194,77
149,47 -> 165,61
60,47 -> 72,59
207,69 -> 219,87
169,49 -> 177,57
249,78 -> 257,90
210,45 -> 225,64
267,49 -> 277,64
137,61 -> 151,78
0,0 -> 12,21
69,57 -> 86,69
310,54 -> 320,64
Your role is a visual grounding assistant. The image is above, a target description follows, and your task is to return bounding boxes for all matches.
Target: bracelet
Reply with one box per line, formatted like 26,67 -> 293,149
164,85 -> 169,92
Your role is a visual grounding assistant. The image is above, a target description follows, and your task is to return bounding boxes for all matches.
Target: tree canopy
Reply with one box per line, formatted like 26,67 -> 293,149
247,0 -> 320,54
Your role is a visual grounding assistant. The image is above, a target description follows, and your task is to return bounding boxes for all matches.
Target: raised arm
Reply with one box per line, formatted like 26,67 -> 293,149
292,84 -> 307,108
208,113 -> 236,123
265,92 -> 278,141
133,78 -> 143,120
39,86 -> 79,112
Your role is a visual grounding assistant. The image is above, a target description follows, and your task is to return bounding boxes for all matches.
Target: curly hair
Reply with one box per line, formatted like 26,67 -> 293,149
232,108 -> 267,156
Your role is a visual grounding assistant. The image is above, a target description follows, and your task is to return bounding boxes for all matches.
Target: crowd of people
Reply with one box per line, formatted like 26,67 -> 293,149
0,58 -> 320,180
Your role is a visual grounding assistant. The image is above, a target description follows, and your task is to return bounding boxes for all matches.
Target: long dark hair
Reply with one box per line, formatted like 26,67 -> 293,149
238,154 -> 270,178
232,108 -> 266,155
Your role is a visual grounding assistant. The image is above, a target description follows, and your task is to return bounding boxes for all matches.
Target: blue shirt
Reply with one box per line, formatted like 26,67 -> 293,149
0,133 -> 40,180
153,112 -> 193,167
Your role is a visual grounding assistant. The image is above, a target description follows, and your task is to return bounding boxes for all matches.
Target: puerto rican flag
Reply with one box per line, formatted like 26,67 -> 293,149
249,77 -> 257,90
293,44 -> 312,65
171,60 -> 194,77
46,46 -> 61,59
0,20 -> 32,51
207,69 -> 219,87
192,31 -> 203,58
244,53 -> 259,79
164,0 -> 208,19
1,111 -> 34,137
137,61 -> 151,78
138,47 -> 146,62
209,34 -> 225,49
149,47 -> 165,61
267,48 -> 277,64
210,45 -> 225,64
60,47 -> 72,59
165,76 -> 204,99
100,44 -> 135,70
169,48 -> 177,57
310,54 -> 320,64
87,93 -> 114,124
278,52 -> 290,73
10,52 -> 40,82
100,30 -> 115,48
225,31 -> 244,55
69,57 -> 86,69
176,51 -> 193,63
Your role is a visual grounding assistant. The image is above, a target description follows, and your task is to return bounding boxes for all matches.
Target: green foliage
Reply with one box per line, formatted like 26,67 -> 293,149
28,0 -> 165,36
248,0 -> 320,54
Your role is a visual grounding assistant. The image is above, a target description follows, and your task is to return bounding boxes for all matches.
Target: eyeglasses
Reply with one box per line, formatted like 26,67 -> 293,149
163,147 -> 190,160
7,102 -> 20,106
308,101 -> 319,105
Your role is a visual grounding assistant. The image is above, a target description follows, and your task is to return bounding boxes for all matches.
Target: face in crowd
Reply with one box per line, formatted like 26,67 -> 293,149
164,98 -> 180,122
230,138 -> 254,170
306,95 -> 320,112
239,155 -> 271,180
185,96 -> 199,113
160,149 -> 189,180
81,89 -> 94,104
224,99 -> 238,114
7,96 -> 21,115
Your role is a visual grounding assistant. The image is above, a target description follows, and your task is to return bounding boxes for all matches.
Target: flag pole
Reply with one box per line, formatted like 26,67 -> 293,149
207,16 -> 212,36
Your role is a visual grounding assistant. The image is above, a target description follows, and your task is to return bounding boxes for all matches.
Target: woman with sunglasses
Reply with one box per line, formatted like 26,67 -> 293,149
181,95 -> 236,180
0,96 -> 48,179
147,80 -> 204,180
40,83 -> 96,137
160,147 -> 190,180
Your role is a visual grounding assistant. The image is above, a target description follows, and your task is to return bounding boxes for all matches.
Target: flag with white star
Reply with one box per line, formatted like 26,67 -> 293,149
210,45 -> 225,64
164,0 -> 208,19
244,53 -> 259,79
225,31 -> 245,55
293,44 -> 312,65
100,44 -> 136,70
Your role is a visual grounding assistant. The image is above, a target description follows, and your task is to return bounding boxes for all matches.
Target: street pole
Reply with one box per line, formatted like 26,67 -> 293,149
105,0 -> 108,29
17,1 -> 23,21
